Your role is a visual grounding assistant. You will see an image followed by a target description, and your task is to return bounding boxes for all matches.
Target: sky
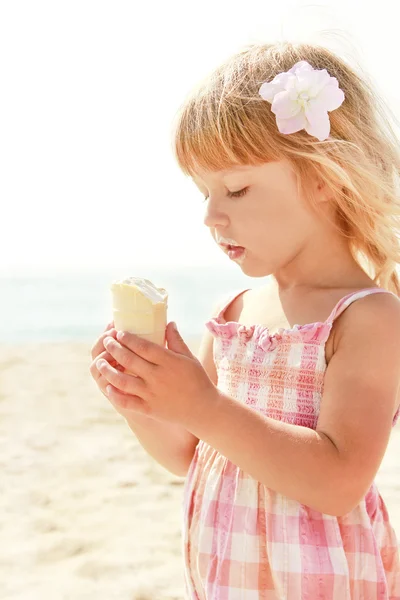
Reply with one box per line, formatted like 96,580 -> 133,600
1,0 -> 400,274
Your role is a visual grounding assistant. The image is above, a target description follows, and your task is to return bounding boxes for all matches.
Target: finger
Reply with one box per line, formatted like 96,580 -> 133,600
91,328 -> 118,361
89,353 -> 115,398
96,358 -> 146,396
105,385 -> 148,414
89,350 -> 124,382
115,331 -> 167,366
90,356 -> 127,402
98,350 -> 125,371
96,371 -> 114,398
90,351 -> 109,385
102,336 -> 155,379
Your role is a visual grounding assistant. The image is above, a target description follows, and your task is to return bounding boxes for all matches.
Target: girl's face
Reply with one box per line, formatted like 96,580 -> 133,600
192,160 -> 331,279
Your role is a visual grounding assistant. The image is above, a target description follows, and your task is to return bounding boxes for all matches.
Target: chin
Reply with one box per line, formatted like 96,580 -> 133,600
228,249 -> 273,278
235,259 -> 272,278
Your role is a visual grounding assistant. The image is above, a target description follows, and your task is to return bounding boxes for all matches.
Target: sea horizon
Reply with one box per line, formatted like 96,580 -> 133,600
0,264 -> 262,344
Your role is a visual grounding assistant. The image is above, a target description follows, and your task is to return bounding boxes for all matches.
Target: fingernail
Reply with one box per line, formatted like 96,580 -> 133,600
116,331 -> 124,341
96,359 -> 106,369
172,322 -> 177,331
106,385 -> 112,395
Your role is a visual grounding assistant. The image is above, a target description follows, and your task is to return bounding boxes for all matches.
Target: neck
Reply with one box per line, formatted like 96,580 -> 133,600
271,228 -> 375,294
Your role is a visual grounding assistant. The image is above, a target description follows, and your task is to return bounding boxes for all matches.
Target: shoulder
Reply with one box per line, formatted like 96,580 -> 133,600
333,290 -> 400,351
196,288 -> 251,384
220,288 -> 254,322
197,288 -> 254,374
327,288 -> 400,423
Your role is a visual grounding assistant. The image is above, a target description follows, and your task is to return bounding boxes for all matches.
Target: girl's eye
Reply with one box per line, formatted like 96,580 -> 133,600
202,187 -> 249,202
227,187 -> 249,199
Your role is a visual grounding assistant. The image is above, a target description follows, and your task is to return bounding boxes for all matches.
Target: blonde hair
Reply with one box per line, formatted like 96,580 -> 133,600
171,41 -> 400,295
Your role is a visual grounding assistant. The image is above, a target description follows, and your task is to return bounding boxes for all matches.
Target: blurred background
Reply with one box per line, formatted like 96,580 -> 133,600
2,0 -> 400,343
1,1 -> 399,598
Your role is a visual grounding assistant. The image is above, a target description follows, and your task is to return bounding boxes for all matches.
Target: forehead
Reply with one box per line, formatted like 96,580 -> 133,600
191,165 -> 254,184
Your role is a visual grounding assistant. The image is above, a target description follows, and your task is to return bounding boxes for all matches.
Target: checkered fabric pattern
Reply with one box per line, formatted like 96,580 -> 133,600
182,287 -> 400,599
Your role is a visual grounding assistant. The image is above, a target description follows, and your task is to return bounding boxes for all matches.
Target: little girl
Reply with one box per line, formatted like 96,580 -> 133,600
91,41 -> 400,598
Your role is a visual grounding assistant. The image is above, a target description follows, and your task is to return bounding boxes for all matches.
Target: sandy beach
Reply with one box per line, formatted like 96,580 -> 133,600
1,340 -> 399,600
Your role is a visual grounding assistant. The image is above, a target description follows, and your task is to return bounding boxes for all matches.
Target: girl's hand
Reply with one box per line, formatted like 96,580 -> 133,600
90,321 -> 147,420
89,321 -> 129,413
95,322 -> 218,426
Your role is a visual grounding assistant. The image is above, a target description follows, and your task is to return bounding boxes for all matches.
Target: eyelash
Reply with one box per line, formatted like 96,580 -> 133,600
202,187 -> 249,202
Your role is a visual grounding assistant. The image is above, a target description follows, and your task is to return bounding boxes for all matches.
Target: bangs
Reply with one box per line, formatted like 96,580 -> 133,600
172,88 -> 283,177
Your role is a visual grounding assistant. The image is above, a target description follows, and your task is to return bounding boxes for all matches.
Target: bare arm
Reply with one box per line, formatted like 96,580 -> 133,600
123,414 -> 198,477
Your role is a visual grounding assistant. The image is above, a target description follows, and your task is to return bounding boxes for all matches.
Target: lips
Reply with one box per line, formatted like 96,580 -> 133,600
227,246 -> 246,261
218,238 -> 240,247
220,242 -> 245,253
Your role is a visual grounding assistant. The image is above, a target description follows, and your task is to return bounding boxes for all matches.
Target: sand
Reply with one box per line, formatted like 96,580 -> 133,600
1,340 -> 399,600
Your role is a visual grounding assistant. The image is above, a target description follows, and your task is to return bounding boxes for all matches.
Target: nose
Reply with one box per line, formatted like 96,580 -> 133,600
203,199 -> 230,229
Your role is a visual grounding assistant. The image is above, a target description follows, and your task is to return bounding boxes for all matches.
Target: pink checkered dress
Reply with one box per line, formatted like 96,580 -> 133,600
182,287 -> 400,599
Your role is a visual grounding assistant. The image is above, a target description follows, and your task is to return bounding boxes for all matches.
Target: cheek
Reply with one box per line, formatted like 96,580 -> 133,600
244,192 -> 309,244
252,204 -> 305,249
271,193 -> 313,231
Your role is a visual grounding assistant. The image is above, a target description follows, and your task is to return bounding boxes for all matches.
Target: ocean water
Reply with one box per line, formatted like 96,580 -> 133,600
0,265 -> 261,344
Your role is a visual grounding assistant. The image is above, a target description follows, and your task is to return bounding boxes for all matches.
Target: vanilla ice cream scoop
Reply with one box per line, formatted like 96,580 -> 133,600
110,277 -> 168,346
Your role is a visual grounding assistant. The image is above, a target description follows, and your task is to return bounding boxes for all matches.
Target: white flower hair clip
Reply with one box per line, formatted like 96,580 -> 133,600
259,60 -> 345,141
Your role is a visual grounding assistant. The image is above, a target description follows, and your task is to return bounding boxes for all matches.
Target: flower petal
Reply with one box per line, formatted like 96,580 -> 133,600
294,69 -> 317,93
307,69 -> 331,97
259,81 -> 278,102
276,111 -> 307,135
289,60 -> 313,75
271,90 -> 302,119
315,80 -> 345,111
272,71 -> 294,88
304,110 -> 330,141
259,72 -> 293,102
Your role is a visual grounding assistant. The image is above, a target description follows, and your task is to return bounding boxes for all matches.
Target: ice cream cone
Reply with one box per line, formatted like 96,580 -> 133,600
110,277 -> 168,347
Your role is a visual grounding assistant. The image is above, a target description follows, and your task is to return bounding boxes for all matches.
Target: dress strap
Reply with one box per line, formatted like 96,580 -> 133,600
216,286 -> 398,325
325,287 -> 397,325
216,288 -> 251,321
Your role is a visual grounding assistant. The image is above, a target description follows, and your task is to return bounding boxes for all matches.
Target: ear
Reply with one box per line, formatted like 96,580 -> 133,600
316,178 -> 332,203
